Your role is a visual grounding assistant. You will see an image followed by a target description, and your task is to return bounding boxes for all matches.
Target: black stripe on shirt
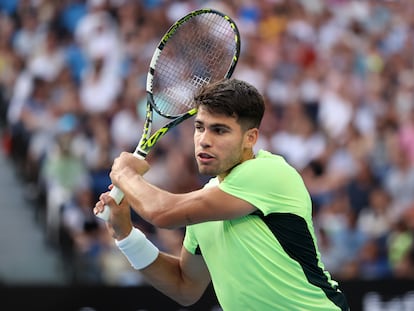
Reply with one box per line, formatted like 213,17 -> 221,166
258,212 -> 349,311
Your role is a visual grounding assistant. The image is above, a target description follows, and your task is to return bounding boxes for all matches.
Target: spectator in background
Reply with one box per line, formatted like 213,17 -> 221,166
270,102 -> 326,171
11,76 -> 56,184
78,49 -> 122,116
387,216 -> 414,276
60,182 -> 109,284
319,208 -> 367,280
27,28 -> 66,83
383,144 -> 414,222
12,6 -> 45,59
82,114 -> 117,200
318,71 -> 354,143
394,246 -> 414,279
358,237 -> 392,280
0,13 -> 19,125
398,110 -> 414,164
357,185 -> 393,241
368,117 -> 396,182
346,159 -> 377,216
74,0 -> 123,74
109,91 -> 144,155
39,113 -> 90,244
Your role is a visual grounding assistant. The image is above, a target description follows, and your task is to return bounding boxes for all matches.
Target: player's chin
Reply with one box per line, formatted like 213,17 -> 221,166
197,162 -> 218,176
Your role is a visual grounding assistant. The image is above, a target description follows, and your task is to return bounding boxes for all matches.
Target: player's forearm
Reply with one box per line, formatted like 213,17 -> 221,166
118,173 -> 191,229
115,228 -> 204,306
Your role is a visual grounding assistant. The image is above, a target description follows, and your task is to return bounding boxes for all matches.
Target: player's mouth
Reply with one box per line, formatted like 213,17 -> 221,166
197,152 -> 215,163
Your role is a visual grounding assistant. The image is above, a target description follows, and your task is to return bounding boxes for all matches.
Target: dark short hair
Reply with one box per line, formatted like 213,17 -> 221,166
194,78 -> 265,130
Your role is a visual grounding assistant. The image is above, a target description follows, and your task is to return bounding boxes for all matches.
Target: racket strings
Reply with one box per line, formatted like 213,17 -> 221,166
152,12 -> 238,118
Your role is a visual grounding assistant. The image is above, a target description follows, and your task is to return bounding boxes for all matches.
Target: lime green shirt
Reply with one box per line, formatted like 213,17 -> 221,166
183,150 -> 349,310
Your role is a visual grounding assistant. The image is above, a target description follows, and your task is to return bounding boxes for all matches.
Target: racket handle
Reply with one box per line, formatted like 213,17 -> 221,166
96,150 -> 146,221
96,186 -> 125,221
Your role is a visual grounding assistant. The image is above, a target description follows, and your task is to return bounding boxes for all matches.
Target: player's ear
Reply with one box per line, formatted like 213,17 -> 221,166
244,128 -> 258,148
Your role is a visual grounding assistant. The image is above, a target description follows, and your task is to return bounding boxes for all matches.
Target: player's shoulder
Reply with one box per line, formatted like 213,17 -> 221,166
236,149 -> 300,180
255,149 -> 284,162
246,149 -> 291,170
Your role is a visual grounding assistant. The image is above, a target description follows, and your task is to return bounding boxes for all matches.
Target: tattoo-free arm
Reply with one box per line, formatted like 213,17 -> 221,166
114,170 -> 256,229
139,247 -> 211,306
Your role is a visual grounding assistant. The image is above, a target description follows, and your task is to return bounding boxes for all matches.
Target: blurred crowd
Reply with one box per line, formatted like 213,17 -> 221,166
1,0 -> 414,285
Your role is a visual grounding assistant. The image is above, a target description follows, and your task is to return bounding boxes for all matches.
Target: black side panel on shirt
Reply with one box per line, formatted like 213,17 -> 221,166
258,212 -> 349,311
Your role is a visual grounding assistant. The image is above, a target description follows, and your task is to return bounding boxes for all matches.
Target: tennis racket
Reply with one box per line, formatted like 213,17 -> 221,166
96,8 -> 240,221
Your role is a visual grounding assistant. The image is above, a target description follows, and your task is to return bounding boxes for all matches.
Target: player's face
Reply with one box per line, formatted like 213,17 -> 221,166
194,106 -> 255,180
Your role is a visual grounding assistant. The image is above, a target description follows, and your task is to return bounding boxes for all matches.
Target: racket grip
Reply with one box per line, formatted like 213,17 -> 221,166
96,186 -> 125,221
96,151 -> 145,221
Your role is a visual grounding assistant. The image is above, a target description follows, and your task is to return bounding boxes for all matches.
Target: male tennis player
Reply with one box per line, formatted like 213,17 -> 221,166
94,79 -> 349,310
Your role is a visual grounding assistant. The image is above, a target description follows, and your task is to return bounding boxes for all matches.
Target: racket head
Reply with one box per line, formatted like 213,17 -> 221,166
146,8 -> 241,119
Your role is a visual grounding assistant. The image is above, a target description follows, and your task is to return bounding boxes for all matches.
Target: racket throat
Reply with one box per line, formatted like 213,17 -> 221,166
134,148 -> 148,159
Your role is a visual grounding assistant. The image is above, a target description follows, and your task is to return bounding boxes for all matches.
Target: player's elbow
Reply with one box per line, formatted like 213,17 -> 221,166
177,298 -> 200,307
173,289 -> 205,306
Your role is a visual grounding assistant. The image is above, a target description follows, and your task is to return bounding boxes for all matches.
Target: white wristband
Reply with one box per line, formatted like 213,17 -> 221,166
115,227 -> 159,270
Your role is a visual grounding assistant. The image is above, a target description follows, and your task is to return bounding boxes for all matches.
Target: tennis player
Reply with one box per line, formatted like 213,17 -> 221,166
94,79 -> 349,310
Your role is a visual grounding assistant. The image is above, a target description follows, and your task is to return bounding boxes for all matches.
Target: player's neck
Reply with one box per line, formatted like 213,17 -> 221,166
217,149 -> 255,182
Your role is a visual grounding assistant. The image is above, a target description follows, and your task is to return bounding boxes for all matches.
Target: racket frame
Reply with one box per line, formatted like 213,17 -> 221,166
136,8 -> 240,158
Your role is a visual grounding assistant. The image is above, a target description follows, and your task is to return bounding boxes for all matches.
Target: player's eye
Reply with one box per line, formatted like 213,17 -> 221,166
194,124 -> 204,132
213,127 -> 228,135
